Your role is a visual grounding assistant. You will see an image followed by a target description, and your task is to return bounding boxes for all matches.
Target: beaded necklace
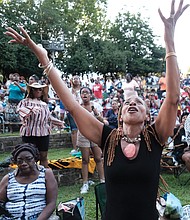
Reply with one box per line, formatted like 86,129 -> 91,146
121,134 -> 141,159
122,134 -> 141,144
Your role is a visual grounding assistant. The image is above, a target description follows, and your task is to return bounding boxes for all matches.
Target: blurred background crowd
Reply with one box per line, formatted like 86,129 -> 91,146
0,71 -> 190,133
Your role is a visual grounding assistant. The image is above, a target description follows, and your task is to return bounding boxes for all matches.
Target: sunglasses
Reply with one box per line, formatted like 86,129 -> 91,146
31,88 -> 43,91
16,156 -> 34,165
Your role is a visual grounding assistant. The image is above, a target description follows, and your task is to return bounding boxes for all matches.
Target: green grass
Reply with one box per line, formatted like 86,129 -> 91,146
0,148 -> 190,220
48,148 -> 72,160
0,147 -> 71,162
57,183 -> 98,220
0,132 -> 20,137
0,152 -> 11,161
160,172 -> 190,206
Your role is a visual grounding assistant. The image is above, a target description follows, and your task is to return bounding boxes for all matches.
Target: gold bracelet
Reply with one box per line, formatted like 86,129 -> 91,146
43,62 -> 53,77
38,60 -> 52,69
165,52 -> 177,60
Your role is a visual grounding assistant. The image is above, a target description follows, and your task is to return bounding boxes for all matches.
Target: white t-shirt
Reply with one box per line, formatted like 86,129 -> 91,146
122,80 -> 139,100
92,101 -> 103,114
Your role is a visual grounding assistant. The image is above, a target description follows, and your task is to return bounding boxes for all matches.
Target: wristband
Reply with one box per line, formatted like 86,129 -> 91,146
165,52 -> 177,60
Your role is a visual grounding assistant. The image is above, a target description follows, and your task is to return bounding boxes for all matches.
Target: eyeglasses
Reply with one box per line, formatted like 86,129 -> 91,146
16,156 -> 34,165
32,88 -> 43,91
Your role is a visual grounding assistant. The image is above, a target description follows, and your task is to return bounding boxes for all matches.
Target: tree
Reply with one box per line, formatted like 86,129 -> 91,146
0,0 -> 108,79
92,39 -> 126,76
0,0 -> 42,79
108,12 -> 165,76
0,0 -> 165,80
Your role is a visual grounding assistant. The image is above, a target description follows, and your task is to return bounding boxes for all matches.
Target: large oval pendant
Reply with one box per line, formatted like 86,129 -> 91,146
122,143 -> 136,159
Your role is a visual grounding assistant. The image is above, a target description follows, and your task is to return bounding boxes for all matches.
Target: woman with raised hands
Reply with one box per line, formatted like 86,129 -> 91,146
4,1 -> 189,219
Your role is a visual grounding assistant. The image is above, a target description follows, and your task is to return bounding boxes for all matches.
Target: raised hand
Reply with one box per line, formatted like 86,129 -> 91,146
158,0 -> 189,42
5,26 -> 31,46
4,26 -> 49,65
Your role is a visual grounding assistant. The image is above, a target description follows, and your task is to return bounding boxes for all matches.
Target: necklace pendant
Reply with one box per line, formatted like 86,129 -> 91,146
122,143 -> 136,159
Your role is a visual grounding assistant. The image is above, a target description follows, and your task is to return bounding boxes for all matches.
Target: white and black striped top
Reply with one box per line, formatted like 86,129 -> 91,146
4,167 -> 46,219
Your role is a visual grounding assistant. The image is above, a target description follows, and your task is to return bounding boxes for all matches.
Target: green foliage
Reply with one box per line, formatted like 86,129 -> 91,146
109,12 -> 165,75
0,0 -> 42,78
93,39 -> 126,75
0,0 -> 165,80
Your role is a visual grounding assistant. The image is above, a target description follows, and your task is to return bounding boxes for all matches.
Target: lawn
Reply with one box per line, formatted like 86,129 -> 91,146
0,147 -> 190,220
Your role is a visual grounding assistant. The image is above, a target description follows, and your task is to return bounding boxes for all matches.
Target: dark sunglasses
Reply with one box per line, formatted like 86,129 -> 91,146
16,156 -> 34,165
31,88 -> 43,91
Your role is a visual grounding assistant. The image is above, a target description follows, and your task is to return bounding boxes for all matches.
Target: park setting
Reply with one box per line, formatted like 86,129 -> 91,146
0,131 -> 190,219
1,0 -> 190,219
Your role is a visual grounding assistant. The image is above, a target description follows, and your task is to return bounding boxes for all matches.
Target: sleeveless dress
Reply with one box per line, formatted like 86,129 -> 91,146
101,124 -> 163,220
1,167 -> 46,220
77,105 -> 99,148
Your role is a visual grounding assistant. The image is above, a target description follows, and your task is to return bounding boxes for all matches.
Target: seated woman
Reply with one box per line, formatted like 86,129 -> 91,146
172,112 -> 190,171
0,143 -> 58,219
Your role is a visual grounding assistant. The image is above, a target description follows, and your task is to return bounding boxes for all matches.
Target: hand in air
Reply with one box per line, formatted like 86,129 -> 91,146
4,26 -> 48,60
158,0 -> 189,41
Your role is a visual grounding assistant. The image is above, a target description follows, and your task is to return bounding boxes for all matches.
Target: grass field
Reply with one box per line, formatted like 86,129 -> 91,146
0,147 -> 190,220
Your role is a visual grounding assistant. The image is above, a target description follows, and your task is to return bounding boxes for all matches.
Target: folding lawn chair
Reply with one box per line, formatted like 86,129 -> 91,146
161,145 -> 190,186
173,163 -> 190,186
94,183 -> 106,220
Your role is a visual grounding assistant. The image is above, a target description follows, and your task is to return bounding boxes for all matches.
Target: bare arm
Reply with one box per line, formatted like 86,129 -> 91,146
49,114 -> 64,127
4,27 -> 103,146
155,0 -> 189,144
0,175 -> 8,202
13,81 -> 26,93
37,169 -> 58,220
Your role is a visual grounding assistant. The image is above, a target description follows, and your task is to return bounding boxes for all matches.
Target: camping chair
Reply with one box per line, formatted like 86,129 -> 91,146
161,144 -> 190,186
94,183 -> 106,220
171,144 -> 190,185
173,162 -> 190,186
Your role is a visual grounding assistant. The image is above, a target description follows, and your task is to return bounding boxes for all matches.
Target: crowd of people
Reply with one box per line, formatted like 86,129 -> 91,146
0,0 -> 190,219
1,43 -> 190,175
1,69 -> 190,133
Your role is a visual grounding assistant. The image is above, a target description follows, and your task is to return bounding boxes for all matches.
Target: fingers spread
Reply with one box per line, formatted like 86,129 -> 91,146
158,8 -> 166,22
19,26 -> 30,40
170,0 -> 175,16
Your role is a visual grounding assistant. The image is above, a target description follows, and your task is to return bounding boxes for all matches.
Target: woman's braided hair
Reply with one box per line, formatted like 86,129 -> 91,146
11,143 -> 40,163
104,105 -> 162,166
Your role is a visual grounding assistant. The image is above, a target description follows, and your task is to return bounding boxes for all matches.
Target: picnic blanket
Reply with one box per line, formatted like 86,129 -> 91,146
48,157 -> 96,174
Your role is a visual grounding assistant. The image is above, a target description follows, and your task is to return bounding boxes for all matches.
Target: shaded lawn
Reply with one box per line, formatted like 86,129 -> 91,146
0,148 -> 190,220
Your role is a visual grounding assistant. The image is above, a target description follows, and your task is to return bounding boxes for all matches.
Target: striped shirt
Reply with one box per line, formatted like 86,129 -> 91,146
4,167 -> 46,220
17,98 -> 62,136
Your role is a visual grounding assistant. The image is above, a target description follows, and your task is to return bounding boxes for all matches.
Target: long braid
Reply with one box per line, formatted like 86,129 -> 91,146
142,125 -> 152,152
104,106 -> 162,166
105,106 -> 123,166
106,129 -> 118,166
165,124 -> 181,147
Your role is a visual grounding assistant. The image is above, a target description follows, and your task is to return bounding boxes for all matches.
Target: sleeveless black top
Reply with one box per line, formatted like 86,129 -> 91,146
101,124 -> 163,220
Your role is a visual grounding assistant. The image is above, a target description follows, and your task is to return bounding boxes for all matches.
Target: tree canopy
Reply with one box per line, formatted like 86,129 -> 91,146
0,0 -> 165,81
